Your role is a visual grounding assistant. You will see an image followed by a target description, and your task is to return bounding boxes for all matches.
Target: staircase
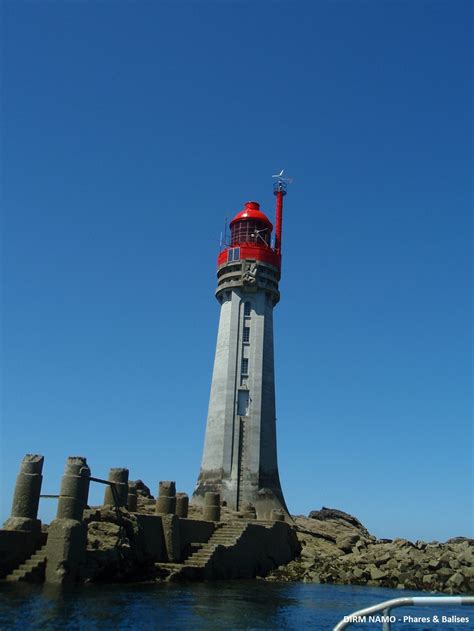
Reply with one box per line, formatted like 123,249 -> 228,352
184,521 -> 248,568
5,544 -> 47,583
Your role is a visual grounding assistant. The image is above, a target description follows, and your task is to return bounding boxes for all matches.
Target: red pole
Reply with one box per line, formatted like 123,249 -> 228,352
274,190 -> 284,254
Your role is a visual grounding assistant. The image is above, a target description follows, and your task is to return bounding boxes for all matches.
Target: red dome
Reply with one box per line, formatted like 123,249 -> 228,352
229,201 -> 273,229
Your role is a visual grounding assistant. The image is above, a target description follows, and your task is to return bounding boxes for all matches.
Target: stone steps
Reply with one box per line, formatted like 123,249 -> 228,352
183,522 -> 248,567
5,545 -> 47,583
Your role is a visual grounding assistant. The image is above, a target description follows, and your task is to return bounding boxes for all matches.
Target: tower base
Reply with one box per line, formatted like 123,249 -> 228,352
193,470 -> 290,522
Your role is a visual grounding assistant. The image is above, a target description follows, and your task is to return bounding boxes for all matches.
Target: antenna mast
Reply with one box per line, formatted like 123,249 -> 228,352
272,170 -> 292,255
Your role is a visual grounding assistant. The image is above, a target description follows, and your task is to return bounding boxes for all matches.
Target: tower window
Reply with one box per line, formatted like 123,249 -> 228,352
244,302 -> 251,316
243,327 -> 250,343
237,390 -> 250,416
241,358 -> 249,375
228,247 -> 240,262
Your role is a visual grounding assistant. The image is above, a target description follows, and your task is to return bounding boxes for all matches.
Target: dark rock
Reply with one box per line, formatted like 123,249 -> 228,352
336,534 -> 360,553
308,508 -> 369,535
446,537 -> 474,545
129,480 -> 153,499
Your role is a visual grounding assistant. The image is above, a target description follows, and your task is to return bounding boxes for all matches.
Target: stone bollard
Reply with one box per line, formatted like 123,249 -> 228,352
271,509 -> 285,522
45,456 -> 91,584
103,468 -> 129,508
3,454 -> 44,533
155,481 -> 176,515
241,502 -> 257,519
175,493 -> 189,518
127,484 -> 138,512
203,492 -> 221,522
56,456 -> 91,521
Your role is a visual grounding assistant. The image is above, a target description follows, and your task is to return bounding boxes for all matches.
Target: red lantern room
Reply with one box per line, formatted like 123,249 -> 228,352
217,201 -> 281,270
230,202 -> 273,247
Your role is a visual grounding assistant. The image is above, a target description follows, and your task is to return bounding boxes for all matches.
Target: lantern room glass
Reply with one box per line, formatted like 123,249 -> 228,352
231,220 -> 270,246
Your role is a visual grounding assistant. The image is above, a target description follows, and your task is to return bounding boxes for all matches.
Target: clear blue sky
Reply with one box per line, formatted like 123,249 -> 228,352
1,1 -> 472,541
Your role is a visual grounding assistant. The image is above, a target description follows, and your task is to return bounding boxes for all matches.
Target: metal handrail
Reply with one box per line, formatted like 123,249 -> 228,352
334,596 -> 474,630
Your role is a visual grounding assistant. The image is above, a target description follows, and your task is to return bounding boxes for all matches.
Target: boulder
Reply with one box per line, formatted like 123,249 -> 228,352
129,480 -> 153,499
308,508 -> 370,535
336,534 -> 360,553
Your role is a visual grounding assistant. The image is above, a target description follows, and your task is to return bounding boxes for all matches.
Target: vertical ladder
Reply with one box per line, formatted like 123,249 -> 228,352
237,417 -> 246,510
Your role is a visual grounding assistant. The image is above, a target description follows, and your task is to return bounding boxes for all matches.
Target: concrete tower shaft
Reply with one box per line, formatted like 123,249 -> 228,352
193,194 -> 289,520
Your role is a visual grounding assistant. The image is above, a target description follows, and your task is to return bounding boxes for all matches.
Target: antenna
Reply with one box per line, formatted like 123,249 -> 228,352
272,169 -> 294,187
272,169 -> 292,254
223,216 -> 228,248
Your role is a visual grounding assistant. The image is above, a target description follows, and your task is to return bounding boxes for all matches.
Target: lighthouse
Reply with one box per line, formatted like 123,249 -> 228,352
193,175 -> 291,520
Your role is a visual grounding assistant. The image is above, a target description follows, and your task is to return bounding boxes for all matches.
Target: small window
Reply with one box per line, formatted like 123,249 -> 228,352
227,247 -> 240,263
241,358 -> 249,375
244,302 -> 251,316
243,327 -> 250,343
237,390 -> 249,416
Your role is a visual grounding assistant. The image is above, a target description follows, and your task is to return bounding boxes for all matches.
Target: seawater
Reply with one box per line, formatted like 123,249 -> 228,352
0,581 -> 471,630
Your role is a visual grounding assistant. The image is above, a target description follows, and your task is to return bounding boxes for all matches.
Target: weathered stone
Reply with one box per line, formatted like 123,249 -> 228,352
56,457 -> 91,521
336,534 -> 360,553
461,566 -> 474,579
271,509 -> 285,522
386,559 -> 399,570
156,481 -> 177,515
127,485 -> 138,512
3,454 -> 44,533
129,479 -> 153,499
45,519 -> 87,584
160,514 -> 181,563
203,492 -> 221,521
369,567 -> 388,580
44,456 -> 91,584
308,508 -> 370,535
175,493 -> 189,518
447,572 -> 465,588
103,468 -> 129,507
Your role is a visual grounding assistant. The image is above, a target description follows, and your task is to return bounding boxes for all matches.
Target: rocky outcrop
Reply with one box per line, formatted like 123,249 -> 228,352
265,509 -> 473,595
130,480 -> 153,499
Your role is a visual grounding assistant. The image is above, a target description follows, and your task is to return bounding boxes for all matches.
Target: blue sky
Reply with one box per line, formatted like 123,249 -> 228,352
1,0 -> 471,541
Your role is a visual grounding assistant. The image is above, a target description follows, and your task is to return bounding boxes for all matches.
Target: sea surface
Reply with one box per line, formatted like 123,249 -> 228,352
0,581 -> 471,630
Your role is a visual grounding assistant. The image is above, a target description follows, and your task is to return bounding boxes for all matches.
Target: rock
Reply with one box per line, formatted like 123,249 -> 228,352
446,537 -> 474,545
336,534 -> 360,553
393,538 -> 414,548
369,566 -> 388,580
461,566 -> 474,579
129,479 -> 153,499
422,574 -> 437,585
447,572 -> 465,589
428,559 -> 441,570
308,508 -> 370,535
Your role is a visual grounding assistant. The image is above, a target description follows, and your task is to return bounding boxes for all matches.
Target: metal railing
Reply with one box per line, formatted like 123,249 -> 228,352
334,596 -> 474,630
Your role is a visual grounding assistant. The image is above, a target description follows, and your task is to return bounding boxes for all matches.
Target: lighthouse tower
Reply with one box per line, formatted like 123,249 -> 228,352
193,176 -> 290,519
